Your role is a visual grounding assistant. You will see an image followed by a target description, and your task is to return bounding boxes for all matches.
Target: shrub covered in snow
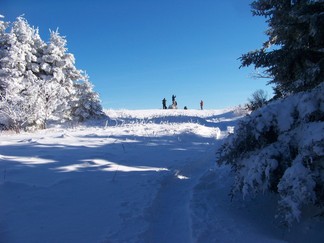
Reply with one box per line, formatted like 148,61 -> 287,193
217,83 -> 324,225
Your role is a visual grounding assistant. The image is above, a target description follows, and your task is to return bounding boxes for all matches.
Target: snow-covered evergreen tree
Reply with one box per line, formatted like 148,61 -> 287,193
218,0 -> 324,226
39,30 -> 74,125
0,16 -> 44,130
39,30 -> 103,124
0,15 -> 103,131
71,78 -> 103,122
0,16 -> 20,130
0,15 -> 9,94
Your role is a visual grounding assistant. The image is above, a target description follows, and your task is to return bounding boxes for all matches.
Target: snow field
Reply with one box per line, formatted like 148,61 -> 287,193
0,108 -> 323,242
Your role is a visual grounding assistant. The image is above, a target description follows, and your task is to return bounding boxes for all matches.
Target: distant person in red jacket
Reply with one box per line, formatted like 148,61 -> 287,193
200,100 -> 204,110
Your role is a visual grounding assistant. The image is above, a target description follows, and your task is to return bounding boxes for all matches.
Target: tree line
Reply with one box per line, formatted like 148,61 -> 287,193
0,15 -> 103,132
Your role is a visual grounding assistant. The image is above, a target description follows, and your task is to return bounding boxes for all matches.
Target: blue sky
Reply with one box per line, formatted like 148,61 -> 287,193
2,0 -> 273,110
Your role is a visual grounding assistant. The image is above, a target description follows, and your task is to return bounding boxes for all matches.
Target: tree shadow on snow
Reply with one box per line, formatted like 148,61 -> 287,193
0,132 -> 215,181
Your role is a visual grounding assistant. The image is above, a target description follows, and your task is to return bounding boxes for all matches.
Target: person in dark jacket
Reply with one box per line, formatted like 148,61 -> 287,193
162,98 -> 167,109
172,95 -> 176,105
200,100 -> 204,110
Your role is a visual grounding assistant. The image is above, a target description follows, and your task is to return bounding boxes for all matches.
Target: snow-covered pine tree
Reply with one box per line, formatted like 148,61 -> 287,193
217,0 -> 324,226
0,15 -> 9,95
15,17 -> 47,130
0,15 -> 103,130
71,77 -> 103,122
0,15 -> 12,129
0,16 -> 44,130
39,30 -> 89,125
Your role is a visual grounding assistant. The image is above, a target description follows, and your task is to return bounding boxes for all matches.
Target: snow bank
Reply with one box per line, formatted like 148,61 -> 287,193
218,83 -> 324,226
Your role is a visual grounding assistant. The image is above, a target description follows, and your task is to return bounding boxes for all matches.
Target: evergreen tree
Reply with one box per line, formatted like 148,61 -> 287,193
0,16 -> 44,130
0,16 -> 20,129
40,30 -> 88,124
71,78 -> 103,122
0,15 -> 103,131
240,0 -> 324,97
0,15 -> 9,94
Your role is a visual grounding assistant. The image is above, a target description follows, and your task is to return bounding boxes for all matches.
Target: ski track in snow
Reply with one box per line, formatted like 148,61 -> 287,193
1,109 -> 323,243
139,145 -> 216,243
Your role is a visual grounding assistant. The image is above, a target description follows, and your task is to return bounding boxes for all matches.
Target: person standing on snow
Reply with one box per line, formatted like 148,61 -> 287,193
200,100 -> 204,110
162,98 -> 167,109
172,95 -> 176,105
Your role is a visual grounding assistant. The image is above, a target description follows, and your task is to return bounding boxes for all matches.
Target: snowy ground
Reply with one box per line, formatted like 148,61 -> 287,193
0,108 -> 323,243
